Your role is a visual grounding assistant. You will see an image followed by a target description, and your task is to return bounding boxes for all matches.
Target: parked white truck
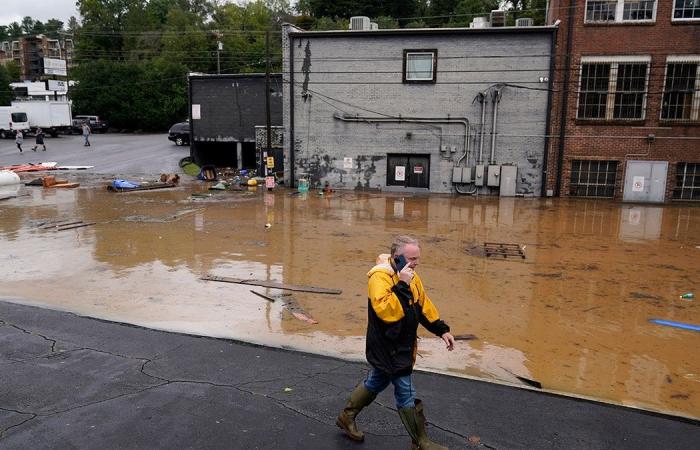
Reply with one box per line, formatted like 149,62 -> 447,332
11,100 -> 72,136
0,106 -> 30,139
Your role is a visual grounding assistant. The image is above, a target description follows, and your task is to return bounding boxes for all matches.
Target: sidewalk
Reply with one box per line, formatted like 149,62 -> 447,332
1,300 -> 698,449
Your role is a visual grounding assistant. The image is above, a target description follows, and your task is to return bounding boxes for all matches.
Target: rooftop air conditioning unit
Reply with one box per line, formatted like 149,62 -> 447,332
470,16 -> 491,29
350,16 -> 371,31
490,10 -> 507,27
369,22 -> 379,30
515,18 -> 534,27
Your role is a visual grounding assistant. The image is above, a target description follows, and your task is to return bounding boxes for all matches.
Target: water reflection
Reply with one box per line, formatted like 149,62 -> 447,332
0,180 -> 698,419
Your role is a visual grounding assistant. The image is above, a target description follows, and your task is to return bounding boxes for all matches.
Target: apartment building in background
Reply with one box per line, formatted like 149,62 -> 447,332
0,34 -> 74,81
545,0 -> 700,202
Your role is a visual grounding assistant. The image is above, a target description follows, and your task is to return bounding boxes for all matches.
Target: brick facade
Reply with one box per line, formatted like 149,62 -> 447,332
546,0 -> 700,201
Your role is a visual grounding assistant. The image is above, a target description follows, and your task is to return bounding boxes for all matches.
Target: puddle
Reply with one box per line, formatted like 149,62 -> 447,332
0,176 -> 698,419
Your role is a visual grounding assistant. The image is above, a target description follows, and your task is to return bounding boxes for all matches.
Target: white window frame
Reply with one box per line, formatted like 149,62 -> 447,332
576,55 -> 651,121
584,0 -> 658,23
404,52 -> 435,82
672,0 -> 700,21
660,55 -> 700,122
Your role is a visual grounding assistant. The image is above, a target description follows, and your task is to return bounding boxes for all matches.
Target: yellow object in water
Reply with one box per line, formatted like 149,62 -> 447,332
247,179 -> 258,186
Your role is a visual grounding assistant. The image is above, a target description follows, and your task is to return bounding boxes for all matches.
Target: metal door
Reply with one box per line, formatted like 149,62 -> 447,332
386,154 -> 430,188
623,160 -> 668,203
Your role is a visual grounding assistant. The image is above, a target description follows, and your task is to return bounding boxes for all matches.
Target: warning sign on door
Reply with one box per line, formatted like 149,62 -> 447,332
632,176 -> 645,192
395,166 -> 406,181
413,165 -> 423,174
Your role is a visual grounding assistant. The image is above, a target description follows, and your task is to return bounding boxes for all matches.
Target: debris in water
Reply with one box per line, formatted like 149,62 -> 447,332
679,292 -> 694,300
201,275 -> 342,295
454,334 -> 478,341
650,319 -> 700,332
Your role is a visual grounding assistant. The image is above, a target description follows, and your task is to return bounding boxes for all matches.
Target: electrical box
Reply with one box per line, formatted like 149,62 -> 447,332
499,165 -> 517,197
452,167 -> 462,183
462,167 -> 473,183
487,165 -> 501,187
475,165 -> 485,186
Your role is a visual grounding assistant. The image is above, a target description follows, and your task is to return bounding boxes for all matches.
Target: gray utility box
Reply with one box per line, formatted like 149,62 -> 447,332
499,165 -> 517,197
452,167 -> 473,184
475,165 -> 485,186
487,165 -> 501,187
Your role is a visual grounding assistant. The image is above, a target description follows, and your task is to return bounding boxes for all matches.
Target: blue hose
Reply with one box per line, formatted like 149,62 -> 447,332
650,319 -> 700,332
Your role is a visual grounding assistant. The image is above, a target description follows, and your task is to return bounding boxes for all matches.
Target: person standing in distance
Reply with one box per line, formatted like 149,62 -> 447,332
32,128 -> 46,151
15,129 -> 23,152
82,122 -> 91,147
336,235 -> 455,449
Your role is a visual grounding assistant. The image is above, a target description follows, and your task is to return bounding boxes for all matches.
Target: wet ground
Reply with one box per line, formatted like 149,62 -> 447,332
1,174 -> 698,420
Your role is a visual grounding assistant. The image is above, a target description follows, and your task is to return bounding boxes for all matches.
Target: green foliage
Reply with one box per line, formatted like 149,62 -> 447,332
0,65 -> 13,106
71,59 -> 188,131
5,62 -> 21,82
449,0 -> 501,27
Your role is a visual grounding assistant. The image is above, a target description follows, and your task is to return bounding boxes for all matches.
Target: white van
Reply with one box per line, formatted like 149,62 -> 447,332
0,106 -> 30,139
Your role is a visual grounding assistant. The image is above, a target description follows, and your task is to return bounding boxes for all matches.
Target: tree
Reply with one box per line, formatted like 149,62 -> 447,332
21,16 -> 35,34
5,61 -> 21,83
450,0 -> 500,27
44,19 -> 65,38
508,0 -> 547,25
7,22 -> 23,39
0,65 -> 13,106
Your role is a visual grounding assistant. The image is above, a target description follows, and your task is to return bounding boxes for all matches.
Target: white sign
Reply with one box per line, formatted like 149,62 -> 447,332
395,166 -> 406,181
192,104 -> 201,120
413,165 -> 423,174
343,157 -> 353,169
632,176 -> 645,192
46,80 -> 67,92
43,58 -> 67,76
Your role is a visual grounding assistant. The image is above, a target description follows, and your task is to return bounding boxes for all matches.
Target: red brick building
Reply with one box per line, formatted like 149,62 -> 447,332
545,0 -> 700,202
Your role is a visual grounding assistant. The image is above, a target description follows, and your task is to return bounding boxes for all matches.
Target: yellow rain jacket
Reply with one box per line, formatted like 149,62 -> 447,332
365,254 -> 450,376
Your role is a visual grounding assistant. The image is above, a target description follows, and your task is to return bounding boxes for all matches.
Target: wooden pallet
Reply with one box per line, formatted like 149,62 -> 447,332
483,242 -> 525,259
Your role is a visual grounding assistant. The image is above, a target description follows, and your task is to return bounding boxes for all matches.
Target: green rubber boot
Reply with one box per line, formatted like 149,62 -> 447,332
398,399 -> 448,450
336,384 -> 377,441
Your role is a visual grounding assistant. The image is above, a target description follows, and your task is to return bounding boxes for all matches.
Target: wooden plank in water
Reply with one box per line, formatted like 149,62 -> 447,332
202,275 -> 342,295
56,222 -> 96,231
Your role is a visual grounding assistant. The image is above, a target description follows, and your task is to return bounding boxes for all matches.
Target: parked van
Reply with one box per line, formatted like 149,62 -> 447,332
11,100 -> 72,136
0,106 -> 30,139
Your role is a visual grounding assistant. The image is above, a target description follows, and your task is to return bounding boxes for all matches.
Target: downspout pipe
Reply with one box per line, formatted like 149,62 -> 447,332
490,89 -> 501,165
288,33 -> 295,187
556,0 -> 576,197
541,27 -> 557,197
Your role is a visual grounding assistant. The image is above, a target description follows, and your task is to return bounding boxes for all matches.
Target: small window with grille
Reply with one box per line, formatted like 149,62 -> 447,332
403,49 -> 437,83
661,56 -> 700,121
673,163 -> 700,201
577,57 -> 650,121
570,160 -> 618,198
673,0 -> 700,20
585,0 -> 657,23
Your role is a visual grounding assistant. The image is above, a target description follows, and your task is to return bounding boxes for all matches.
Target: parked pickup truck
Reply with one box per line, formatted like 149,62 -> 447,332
72,115 -> 109,133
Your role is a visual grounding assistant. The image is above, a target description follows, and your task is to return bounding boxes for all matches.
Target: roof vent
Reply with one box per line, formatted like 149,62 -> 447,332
515,18 -> 534,27
470,16 -> 491,29
490,10 -> 507,27
350,16 -> 371,31
369,22 -> 379,30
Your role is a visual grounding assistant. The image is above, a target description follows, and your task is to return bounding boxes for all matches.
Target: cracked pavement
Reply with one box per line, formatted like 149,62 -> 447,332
1,300 -> 698,449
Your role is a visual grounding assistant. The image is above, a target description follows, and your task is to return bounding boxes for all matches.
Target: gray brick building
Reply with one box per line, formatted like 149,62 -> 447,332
282,24 -> 556,195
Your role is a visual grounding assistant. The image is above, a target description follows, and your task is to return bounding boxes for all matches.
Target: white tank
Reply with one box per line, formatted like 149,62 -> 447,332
0,170 -> 21,186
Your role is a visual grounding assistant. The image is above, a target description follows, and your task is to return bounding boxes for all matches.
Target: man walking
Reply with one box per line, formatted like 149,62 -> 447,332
32,128 -> 46,152
15,129 -> 23,152
336,235 -> 455,449
82,122 -> 91,147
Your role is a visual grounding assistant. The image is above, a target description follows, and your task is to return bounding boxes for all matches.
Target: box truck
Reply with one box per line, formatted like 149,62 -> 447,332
0,106 -> 30,139
11,100 -> 72,136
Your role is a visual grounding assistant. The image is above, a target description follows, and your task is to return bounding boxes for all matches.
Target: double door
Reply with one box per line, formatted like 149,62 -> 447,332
387,154 -> 430,189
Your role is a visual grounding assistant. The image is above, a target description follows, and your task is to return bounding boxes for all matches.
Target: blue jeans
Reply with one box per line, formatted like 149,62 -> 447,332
363,368 -> 416,409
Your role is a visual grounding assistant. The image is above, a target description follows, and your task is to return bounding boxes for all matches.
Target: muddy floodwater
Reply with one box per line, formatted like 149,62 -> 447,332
1,176 -> 698,420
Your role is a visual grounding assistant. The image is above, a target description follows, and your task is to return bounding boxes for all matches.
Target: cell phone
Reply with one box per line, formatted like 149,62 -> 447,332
393,255 -> 408,273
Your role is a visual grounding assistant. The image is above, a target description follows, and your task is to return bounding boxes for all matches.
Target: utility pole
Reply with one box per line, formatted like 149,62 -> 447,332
217,40 -> 222,74
264,29 -> 272,187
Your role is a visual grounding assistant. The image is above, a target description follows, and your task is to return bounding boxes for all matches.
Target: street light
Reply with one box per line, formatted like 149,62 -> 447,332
217,41 -> 223,74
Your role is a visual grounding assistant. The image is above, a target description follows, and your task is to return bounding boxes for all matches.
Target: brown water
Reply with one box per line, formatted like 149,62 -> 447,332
1,177 -> 698,419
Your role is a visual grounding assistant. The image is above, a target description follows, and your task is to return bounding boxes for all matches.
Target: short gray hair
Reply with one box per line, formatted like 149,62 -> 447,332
391,235 -> 419,256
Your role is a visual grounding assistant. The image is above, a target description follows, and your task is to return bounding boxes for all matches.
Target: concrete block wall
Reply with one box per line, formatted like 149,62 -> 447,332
283,28 -> 554,195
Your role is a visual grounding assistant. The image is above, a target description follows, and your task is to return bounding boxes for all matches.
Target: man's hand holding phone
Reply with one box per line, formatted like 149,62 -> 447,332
394,255 -> 414,284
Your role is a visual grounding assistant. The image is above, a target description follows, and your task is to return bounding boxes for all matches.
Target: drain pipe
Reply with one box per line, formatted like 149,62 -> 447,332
490,89 -> 501,165
476,92 -> 487,164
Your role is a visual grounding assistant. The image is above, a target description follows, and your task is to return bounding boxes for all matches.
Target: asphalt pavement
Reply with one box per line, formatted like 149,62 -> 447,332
0,132 -> 188,174
1,300 -> 698,449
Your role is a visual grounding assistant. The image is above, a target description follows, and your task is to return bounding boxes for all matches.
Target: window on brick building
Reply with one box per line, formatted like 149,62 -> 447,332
403,50 -> 437,83
585,0 -> 657,23
577,57 -> 650,120
661,56 -> 700,121
673,163 -> 700,200
570,160 -> 618,198
673,0 -> 700,20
